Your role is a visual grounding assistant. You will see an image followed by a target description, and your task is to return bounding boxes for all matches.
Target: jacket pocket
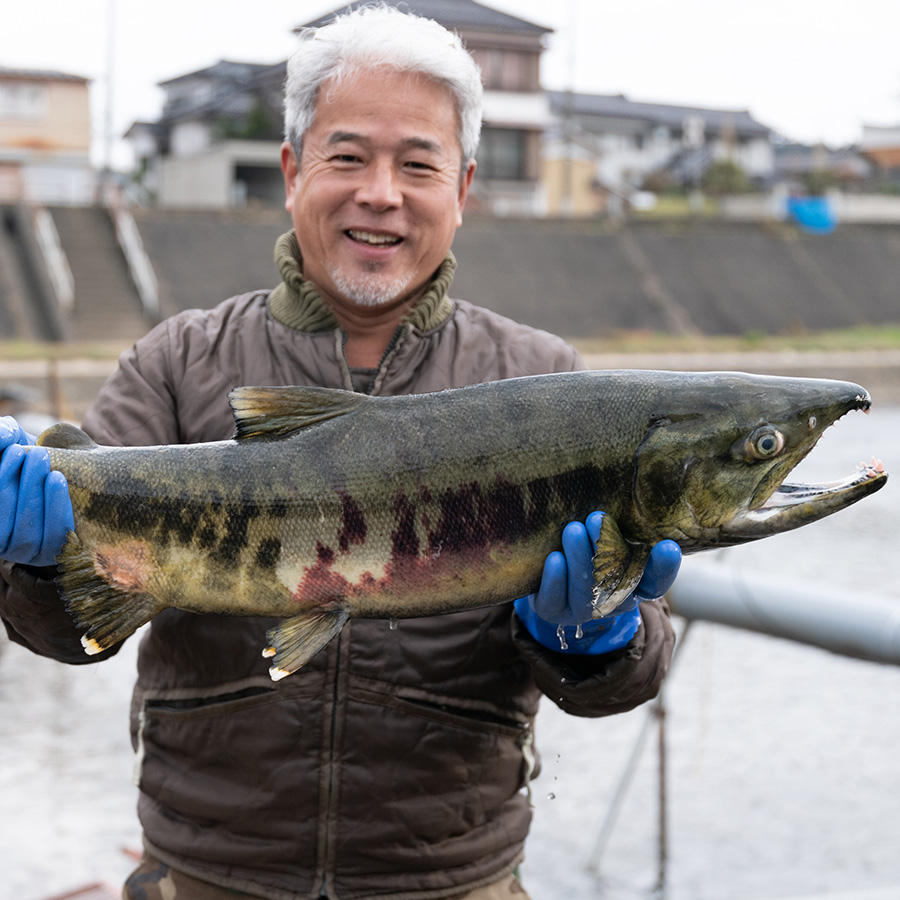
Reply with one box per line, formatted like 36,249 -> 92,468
131,674 -> 325,874
396,694 -> 528,736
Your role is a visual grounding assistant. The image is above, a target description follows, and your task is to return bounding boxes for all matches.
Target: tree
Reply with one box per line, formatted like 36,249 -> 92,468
701,159 -> 751,195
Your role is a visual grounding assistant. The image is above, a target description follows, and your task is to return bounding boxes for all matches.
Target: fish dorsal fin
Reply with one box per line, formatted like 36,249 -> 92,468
228,385 -> 368,440
36,423 -> 99,450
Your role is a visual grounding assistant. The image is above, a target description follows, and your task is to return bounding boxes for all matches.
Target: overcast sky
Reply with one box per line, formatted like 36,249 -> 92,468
3,0 -> 899,169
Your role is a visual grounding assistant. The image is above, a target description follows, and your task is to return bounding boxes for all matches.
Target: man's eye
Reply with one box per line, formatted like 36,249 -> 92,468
331,154 -> 360,164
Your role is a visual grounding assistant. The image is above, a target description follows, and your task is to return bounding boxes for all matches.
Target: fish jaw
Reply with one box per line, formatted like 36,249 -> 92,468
707,384 -> 888,544
723,457 -> 887,541
632,375 -> 888,550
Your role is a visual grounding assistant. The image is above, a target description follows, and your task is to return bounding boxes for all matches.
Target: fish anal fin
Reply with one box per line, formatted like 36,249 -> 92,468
263,606 -> 350,680
57,531 -> 164,653
37,423 -> 98,450
228,386 -> 367,440
590,514 -> 650,617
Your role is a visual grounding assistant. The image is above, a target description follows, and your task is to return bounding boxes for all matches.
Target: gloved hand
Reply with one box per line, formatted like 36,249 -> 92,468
0,416 -> 73,567
514,511 -> 681,655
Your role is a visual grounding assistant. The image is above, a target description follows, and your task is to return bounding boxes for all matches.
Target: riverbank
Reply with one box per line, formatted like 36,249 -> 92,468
1,346 -> 899,422
580,348 -> 900,405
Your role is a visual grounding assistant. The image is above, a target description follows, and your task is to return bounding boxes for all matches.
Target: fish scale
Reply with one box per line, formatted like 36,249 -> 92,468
28,370 -> 886,680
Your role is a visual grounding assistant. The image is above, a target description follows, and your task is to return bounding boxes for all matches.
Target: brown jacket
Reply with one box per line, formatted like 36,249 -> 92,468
0,233 -> 675,900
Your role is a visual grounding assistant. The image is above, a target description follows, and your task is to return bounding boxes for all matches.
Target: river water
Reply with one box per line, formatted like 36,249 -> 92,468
2,404 -> 899,900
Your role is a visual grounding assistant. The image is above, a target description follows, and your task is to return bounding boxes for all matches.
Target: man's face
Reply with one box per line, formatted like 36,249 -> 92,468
282,68 -> 475,313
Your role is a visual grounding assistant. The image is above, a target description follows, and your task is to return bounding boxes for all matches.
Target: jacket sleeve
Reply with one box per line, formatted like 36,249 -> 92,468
0,559 -> 123,663
511,598 -> 676,717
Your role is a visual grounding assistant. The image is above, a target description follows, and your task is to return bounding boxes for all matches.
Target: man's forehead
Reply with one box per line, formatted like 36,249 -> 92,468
326,130 -> 445,154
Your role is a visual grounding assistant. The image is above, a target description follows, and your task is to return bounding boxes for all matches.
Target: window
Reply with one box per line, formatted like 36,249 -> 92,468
0,82 -> 47,120
469,49 -> 539,92
477,128 -> 528,180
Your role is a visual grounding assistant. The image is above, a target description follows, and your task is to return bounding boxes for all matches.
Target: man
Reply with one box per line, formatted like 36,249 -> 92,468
0,7 -> 679,899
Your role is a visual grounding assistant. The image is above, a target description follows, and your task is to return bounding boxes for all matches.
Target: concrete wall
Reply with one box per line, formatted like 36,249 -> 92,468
128,212 -> 900,341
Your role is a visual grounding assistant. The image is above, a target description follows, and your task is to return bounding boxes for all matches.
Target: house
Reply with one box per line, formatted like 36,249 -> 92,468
0,66 -> 94,204
127,0 -> 553,214
860,123 -> 900,181
774,142 -> 873,193
128,59 -> 286,208
542,91 -> 774,216
300,0 -> 553,216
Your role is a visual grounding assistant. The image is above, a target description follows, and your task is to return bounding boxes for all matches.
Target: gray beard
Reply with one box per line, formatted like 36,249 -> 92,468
328,267 -> 415,308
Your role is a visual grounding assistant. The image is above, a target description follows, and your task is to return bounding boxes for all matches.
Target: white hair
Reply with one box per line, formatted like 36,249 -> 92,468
284,4 -> 483,162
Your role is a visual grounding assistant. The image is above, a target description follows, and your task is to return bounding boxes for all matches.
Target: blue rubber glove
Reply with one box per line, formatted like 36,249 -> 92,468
0,416 -> 74,567
514,511 -> 681,655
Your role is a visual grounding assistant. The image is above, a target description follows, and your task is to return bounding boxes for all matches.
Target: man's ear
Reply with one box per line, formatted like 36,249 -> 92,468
457,158 -> 476,222
281,141 -> 300,212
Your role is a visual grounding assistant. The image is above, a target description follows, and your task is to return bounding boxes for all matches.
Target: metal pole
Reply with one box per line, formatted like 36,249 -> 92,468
587,621 -> 692,878
668,563 -> 900,666
654,692 -> 668,898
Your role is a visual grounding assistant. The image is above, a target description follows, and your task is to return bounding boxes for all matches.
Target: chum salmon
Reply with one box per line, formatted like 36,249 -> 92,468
29,370 -> 886,679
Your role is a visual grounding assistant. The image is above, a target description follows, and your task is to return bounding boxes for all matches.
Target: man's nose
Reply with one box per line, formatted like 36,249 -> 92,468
354,160 -> 403,209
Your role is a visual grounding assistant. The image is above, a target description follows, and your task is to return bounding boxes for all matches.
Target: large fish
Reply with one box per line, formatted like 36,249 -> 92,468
31,370 -> 885,680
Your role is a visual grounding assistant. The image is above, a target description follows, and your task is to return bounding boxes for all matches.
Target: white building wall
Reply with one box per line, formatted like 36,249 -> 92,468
731,137 -> 774,177
22,160 -> 95,204
170,120 -> 213,158
481,90 -> 552,128
156,141 -> 283,208
158,150 -> 232,208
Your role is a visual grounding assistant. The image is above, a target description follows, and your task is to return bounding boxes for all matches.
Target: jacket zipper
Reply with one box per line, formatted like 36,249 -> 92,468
319,629 -> 343,898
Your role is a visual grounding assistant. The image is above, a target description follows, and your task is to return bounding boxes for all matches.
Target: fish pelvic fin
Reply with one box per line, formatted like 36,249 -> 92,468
263,606 -> 351,680
228,385 -> 368,440
37,422 -> 98,450
590,514 -> 651,617
57,531 -> 164,654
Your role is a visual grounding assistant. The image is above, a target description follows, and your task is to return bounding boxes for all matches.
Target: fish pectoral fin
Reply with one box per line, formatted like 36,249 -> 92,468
57,532 -> 164,653
263,607 -> 351,681
590,514 -> 650,617
229,385 -> 368,440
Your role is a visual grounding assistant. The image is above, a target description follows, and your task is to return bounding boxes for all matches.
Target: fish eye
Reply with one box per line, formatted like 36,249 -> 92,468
747,427 -> 786,460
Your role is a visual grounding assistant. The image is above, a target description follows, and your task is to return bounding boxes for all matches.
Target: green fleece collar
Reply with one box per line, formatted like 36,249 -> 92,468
268,230 -> 456,334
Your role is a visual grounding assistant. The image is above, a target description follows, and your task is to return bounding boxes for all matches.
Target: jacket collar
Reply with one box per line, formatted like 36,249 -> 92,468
268,230 -> 456,335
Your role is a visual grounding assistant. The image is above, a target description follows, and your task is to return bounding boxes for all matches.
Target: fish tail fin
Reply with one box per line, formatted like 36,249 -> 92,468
57,532 -> 164,654
263,607 -> 350,680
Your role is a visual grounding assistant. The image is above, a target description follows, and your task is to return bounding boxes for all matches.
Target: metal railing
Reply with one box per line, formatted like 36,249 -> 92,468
31,206 -> 74,312
586,563 -> 900,896
107,192 -> 159,320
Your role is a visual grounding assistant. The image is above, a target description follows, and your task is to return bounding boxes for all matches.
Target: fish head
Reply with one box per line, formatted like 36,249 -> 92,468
629,372 -> 887,551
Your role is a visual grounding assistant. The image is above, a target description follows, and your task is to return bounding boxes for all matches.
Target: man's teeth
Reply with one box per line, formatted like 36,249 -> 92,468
348,230 -> 401,246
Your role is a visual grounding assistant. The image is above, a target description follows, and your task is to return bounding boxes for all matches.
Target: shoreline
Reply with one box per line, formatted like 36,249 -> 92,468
581,349 -> 900,406
1,349 -> 898,421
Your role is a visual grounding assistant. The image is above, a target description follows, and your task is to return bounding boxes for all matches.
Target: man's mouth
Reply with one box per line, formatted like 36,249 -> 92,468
346,230 -> 402,247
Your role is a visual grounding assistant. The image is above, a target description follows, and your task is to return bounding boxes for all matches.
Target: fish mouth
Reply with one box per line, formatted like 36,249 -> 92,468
741,457 -> 887,527
727,392 -> 888,539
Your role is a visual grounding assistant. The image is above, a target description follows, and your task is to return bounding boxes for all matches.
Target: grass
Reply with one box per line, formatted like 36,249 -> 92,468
3,326 -> 900,362
631,194 -> 721,219
570,325 -> 900,356
0,339 -> 131,361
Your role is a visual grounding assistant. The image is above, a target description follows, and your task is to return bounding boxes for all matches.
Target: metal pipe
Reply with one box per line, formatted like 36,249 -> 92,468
668,563 -> 900,666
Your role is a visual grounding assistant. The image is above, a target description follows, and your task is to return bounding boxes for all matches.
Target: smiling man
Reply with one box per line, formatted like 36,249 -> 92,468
282,65 -> 475,367
0,6 -> 678,899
